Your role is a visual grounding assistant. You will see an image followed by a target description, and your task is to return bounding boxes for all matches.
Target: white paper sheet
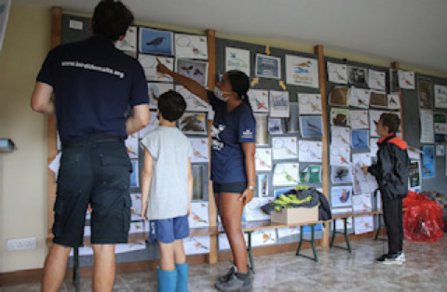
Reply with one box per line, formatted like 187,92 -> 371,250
350,110 -> 369,129
255,148 -> 273,171
434,85 -> 447,109
298,140 -> 322,162
248,90 -> 269,113
398,70 -> 415,90
131,193 -> 142,221
245,198 -> 273,221
139,55 -> 174,82
251,229 -> 277,247
285,55 -> 319,88
387,94 -> 401,110
331,165 -> 353,184
354,215 -> 374,235
184,236 -> 210,255
348,87 -> 370,109
273,163 -> 300,186
331,126 -> 351,147
298,93 -> 322,115
125,134 -> 139,159
331,186 -> 352,208
176,85 -> 209,112
189,137 -> 209,163
272,137 -> 298,160
327,62 -> 348,84
226,47 -> 250,76
189,201 -> 209,228
330,145 -> 351,166
352,194 -> 373,212
277,226 -> 301,238
269,91 -> 290,117
175,34 -> 208,59
419,109 -> 435,143
352,163 -> 378,195
368,69 -> 386,91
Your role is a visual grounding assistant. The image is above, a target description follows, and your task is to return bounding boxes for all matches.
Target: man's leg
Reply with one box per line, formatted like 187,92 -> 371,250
92,244 -> 116,292
42,244 -> 72,292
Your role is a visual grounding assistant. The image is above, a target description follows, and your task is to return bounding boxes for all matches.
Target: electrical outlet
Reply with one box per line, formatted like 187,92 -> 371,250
6,237 -> 37,251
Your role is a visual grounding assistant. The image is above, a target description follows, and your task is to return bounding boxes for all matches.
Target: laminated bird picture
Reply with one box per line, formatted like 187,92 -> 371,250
252,229 -> 277,247
115,26 -> 137,53
272,137 -> 298,160
329,86 -> 349,106
184,236 -> 210,255
298,93 -> 322,115
218,233 -> 249,251
254,114 -> 268,145
177,59 -> 208,87
370,138 -> 379,157
269,91 -> 290,118
387,93 -> 401,110
189,137 -> 209,163
138,54 -> 174,82
327,62 -> 348,85
352,194 -> 373,212
331,126 -> 351,147
175,33 -> 208,60
188,201 -> 209,227
245,197 -> 272,221
192,164 -> 206,200
138,110 -> 158,138
369,91 -> 388,108
367,69 -> 386,91
434,84 -> 447,109
130,160 -> 139,188
350,110 -> 369,129
398,70 -> 415,90
273,163 -> 299,186
147,82 -> 174,109
330,145 -> 351,166
178,112 -> 207,135
330,108 -> 350,127
248,89 -> 269,113
331,186 -> 352,208
348,66 -> 368,87
351,130 -> 369,149
277,226 -> 301,238
352,153 -> 373,167
418,78 -> 434,109
255,148 -> 273,171
256,173 -> 269,197
268,118 -> 283,135
130,193 -> 142,221
300,165 -> 322,184
285,55 -> 319,88
422,145 -> 435,179
354,215 -> 374,235
298,141 -> 322,163
331,165 -> 353,184
176,85 -> 209,112
226,47 -> 250,77
139,27 -> 174,55
300,116 -> 323,138
348,87 -> 370,109
125,134 -> 139,159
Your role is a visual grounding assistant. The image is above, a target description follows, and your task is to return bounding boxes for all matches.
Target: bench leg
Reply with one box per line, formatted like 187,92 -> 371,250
330,218 -> 351,253
330,218 -> 337,248
296,226 -> 304,256
73,247 -> 80,292
245,231 -> 255,273
343,218 -> 352,253
310,224 -> 318,262
374,214 -> 384,241
296,225 -> 318,262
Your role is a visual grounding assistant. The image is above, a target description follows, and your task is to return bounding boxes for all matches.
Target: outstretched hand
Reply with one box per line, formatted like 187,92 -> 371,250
362,165 -> 369,176
240,188 -> 255,206
156,58 -> 170,75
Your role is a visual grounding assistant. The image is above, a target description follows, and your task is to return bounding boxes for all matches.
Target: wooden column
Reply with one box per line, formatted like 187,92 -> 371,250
47,7 -> 62,238
314,45 -> 330,248
391,62 -> 405,139
206,29 -> 219,264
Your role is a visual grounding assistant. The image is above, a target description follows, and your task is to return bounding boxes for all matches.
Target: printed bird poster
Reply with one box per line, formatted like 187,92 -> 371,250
300,116 -> 323,138
368,69 -> 386,91
350,110 -> 369,129
175,33 -> 208,60
255,148 -> 273,171
277,226 -> 301,238
139,27 -> 174,55
148,83 -> 174,109
130,160 -> 139,188
300,165 -> 322,184
178,112 -> 207,135
139,54 -> 174,82
352,194 -> 373,212
354,215 -> 374,235
189,137 -> 209,163
125,134 -> 139,159
348,66 -> 368,87
273,163 -> 299,186
419,109 -> 434,143
352,153 -> 373,167
115,241 -> 146,254
329,86 -> 349,107
138,110 -> 158,138
255,114 -> 269,145
248,89 -> 269,113
218,233 -> 248,251
226,47 -> 250,77
348,87 -> 370,109
256,173 -> 270,197
130,193 -> 142,221
331,186 -> 352,208
268,118 -> 283,135
269,91 -> 290,118
188,201 -> 209,228
176,85 -> 209,112
298,141 -> 322,163
184,236 -> 210,255
245,197 -> 273,221
272,137 -> 298,160
408,161 -> 421,189
351,130 -> 369,149
331,165 -> 353,184
129,221 -> 144,234
330,145 -> 351,166
418,78 -> 434,109
327,62 -> 348,85
434,84 -> 447,109
330,108 -> 350,127
285,55 -> 319,88
177,59 -> 208,87
298,93 -> 322,115
251,229 -> 277,247
331,126 -> 351,147
421,145 -> 435,179
115,26 -> 137,53
370,138 -> 379,157
398,70 -> 415,90
369,91 -> 388,108
387,94 -> 401,110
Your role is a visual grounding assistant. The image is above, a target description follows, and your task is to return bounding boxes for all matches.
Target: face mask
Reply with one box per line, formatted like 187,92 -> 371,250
214,87 -> 233,102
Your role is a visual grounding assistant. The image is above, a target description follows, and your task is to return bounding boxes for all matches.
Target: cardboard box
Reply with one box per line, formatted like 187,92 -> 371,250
270,206 -> 318,224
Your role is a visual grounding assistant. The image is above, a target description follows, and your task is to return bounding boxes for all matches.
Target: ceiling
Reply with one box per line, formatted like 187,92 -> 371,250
14,0 -> 447,75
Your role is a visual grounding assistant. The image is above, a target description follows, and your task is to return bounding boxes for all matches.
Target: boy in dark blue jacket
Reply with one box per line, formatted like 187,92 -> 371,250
363,113 -> 410,265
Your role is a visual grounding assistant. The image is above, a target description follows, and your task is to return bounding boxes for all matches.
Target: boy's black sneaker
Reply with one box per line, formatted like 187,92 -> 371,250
376,251 -> 406,263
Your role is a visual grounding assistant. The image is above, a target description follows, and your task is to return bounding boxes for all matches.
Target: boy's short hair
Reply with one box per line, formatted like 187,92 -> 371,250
380,113 -> 401,133
158,90 -> 186,122
92,0 -> 134,41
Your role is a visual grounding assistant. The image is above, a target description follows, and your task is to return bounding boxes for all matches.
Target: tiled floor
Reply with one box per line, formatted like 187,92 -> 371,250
1,236 -> 446,291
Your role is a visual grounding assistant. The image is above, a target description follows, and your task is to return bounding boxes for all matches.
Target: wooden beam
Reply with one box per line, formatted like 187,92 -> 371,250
314,45 -> 330,248
47,7 -> 62,238
391,62 -> 405,139
205,29 -> 218,264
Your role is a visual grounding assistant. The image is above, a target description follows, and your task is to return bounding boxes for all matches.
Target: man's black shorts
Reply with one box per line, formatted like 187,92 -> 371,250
53,135 -> 132,247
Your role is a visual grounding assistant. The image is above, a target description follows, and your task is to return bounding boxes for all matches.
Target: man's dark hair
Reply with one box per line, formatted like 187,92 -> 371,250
158,90 -> 186,122
380,113 -> 400,133
92,0 -> 134,41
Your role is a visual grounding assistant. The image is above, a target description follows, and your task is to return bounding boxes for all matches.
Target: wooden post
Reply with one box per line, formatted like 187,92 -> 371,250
206,29 -> 219,264
391,62 -> 405,139
314,45 -> 330,248
47,7 -> 62,238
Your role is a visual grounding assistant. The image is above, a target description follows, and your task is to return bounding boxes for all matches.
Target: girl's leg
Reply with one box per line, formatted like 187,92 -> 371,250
220,192 -> 248,273
158,241 -> 175,271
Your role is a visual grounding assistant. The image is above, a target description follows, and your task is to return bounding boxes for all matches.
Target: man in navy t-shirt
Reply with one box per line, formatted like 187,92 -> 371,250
30,1 -> 149,291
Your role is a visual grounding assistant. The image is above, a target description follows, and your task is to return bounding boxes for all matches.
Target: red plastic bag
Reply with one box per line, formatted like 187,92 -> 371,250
403,191 -> 444,242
